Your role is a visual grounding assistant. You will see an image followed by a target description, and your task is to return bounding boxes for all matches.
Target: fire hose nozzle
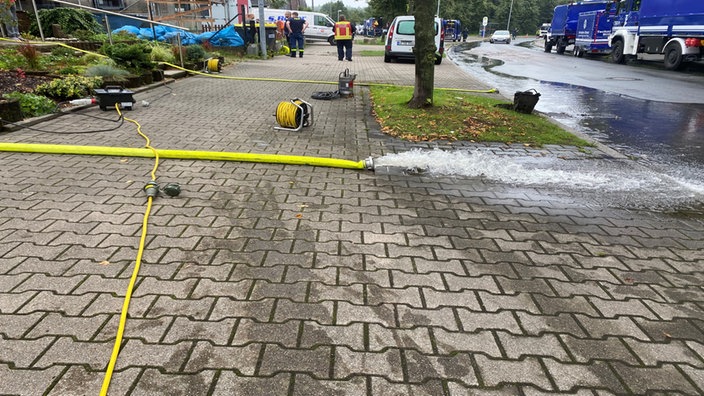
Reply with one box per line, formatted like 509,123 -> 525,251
144,181 -> 159,198
364,157 -> 375,171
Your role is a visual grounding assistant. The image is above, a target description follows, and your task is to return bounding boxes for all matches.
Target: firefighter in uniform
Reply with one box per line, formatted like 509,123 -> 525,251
286,12 -> 308,58
334,14 -> 354,61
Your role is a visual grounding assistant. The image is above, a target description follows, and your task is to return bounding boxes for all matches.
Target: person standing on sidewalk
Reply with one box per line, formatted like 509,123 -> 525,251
286,12 -> 308,58
334,14 -> 354,61
1,0 -> 21,40
280,10 -> 292,47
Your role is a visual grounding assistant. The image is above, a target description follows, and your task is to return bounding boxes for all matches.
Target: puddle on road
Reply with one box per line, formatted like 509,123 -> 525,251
446,43 -> 704,208
374,149 -> 704,211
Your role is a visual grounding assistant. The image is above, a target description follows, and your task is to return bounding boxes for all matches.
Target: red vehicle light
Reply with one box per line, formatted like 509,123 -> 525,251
684,38 -> 703,47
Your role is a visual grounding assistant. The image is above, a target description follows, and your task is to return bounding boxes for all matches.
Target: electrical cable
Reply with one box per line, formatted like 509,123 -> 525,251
139,80 -> 174,105
0,110 -> 125,134
99,103 -> 159,396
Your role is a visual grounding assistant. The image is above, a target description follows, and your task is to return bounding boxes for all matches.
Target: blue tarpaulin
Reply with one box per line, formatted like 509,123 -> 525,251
112,25 -> 244,47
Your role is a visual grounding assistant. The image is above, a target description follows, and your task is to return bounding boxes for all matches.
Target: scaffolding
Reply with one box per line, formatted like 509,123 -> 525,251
147,0 -> 219,30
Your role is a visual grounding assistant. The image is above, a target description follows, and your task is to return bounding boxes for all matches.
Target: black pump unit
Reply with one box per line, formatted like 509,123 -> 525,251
93,86 -> 136,111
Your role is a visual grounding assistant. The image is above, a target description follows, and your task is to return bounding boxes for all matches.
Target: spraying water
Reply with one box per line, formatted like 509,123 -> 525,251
374,148 -> 704,210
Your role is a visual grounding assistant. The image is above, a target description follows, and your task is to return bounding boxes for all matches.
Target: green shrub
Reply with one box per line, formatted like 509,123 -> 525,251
57,66 -> 83,75
150,44 -> 176,63
81,53 -> 107,65
51,46 -> 75,57
72,29 -> 96,41
101,42 -> 155,72
0,49 -> 24,69
30,8 -> 105,38
35,75 -> 102,100
185,45 -> 208,63
84,64 -> 130,81
3,92 -> 56,118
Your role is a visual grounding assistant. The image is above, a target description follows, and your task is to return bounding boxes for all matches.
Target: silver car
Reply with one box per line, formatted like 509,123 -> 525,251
490,30 -> 511,44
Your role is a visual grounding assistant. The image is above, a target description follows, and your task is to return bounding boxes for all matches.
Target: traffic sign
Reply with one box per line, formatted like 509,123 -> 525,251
482,16 -> 488,26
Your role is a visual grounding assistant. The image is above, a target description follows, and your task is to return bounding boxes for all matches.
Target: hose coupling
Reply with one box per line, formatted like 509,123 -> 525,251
364,157 -> 375,171
144,181 -> 159,198
163,182 -> 181,197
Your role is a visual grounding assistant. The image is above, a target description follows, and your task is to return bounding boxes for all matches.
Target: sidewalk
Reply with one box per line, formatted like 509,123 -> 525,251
0,41 -> 703,395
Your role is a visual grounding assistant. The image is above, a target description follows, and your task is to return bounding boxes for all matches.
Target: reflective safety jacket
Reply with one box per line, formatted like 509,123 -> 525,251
334,21 -> 353,40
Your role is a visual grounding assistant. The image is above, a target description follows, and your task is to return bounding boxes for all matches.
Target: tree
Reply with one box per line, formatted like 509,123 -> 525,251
368,0 -> 408,26
407,0 -> 435,108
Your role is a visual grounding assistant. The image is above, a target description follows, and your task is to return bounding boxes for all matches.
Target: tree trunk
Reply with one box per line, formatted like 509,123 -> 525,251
407,0 -> 435,109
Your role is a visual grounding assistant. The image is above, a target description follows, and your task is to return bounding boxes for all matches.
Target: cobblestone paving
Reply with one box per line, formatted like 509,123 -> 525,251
1,42 -> 703,395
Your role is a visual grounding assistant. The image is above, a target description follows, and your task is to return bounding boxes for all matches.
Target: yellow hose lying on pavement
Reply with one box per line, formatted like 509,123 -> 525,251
0,142 -> 371,170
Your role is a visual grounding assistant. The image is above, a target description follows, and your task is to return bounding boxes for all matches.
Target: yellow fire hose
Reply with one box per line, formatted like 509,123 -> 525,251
99,104 -> 160,396
0,142 -> 373,170
162,61 -> 498,93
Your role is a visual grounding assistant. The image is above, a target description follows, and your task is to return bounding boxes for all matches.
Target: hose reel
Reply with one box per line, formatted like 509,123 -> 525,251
204,57 -> 222,73
274,98 -> 314,132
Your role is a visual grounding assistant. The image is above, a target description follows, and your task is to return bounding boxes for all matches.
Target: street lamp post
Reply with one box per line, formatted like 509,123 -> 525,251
507,0 -> 514,30
338,10 -> 341,20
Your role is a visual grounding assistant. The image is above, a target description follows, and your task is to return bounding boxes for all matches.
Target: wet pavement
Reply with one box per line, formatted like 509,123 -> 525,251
448,41 -> 704,189
1,42 -> 703,395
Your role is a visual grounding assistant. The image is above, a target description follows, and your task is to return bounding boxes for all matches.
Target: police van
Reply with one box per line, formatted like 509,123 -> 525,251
384,15 -> 444,64
211,5 -> 336,45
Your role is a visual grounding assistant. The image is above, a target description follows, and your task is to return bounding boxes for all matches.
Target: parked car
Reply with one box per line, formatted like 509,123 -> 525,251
538,23 -> 550,37
384,15 -> 444,64
490,30 -> 511,44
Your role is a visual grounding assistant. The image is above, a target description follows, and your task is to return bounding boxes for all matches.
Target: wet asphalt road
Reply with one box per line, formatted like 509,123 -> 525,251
448,40 -> 704,181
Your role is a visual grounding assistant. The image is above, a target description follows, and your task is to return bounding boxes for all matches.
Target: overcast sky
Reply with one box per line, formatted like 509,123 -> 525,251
311,0 -> 370,10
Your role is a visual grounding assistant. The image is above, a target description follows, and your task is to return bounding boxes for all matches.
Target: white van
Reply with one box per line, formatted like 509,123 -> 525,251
250,8 -> 337,45
384,16 -> 444,64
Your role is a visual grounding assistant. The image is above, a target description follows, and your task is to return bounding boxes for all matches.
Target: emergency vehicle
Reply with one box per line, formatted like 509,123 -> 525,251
608,0 -> 704,70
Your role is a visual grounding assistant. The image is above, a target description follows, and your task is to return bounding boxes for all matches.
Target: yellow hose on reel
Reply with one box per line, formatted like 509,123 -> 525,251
205,58 -> 222,73
274,98 -> 313,132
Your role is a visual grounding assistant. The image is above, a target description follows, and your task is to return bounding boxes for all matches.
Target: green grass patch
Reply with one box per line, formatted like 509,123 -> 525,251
370,85 -> 590,147
360,50 -> 385,57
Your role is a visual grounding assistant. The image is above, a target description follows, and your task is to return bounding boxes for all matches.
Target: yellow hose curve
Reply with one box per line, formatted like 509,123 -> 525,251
161,62 -> 498,94
0,142 -> 369,170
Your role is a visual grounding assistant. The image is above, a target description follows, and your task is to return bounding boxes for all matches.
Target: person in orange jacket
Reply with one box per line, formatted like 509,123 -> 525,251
334,14 -> 355,61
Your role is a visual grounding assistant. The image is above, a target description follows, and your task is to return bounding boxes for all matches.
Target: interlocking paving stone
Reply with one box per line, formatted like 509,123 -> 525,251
259,344 -> 332,378
1,42 -> 703,395
542,359 -> 626,393
0,364 -> 64,396
47,366 -> 141,396
130,368 -> 217,395
611,362 -> 700,394
300,322 -> 364,351
231,318 -> 299,347
183,341 -> 261,374
475,355 -> 553,390
458,310 -> 523,334
334,347 -> 403,381
212,372 -> 290,395
291,373 -> 367,395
